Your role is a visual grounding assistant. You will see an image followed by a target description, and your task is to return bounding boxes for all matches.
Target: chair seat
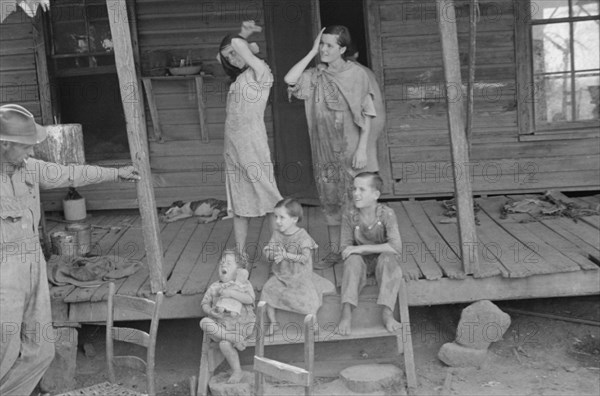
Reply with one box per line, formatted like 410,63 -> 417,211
55,381 -> 145,396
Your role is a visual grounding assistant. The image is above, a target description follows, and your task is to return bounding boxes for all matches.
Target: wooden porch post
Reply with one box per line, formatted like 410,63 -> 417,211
436,0 -> 479,275
106,0 -> 165,293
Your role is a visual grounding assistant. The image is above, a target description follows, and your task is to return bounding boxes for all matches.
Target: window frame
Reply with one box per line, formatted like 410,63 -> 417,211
515,0 -> 600,138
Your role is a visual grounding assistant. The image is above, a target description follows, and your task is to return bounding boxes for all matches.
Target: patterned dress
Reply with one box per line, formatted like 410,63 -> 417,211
260,228 -> 335,315
224,61 -> 282,217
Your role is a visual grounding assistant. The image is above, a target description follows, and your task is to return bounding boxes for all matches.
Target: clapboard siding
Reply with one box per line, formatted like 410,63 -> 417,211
372,0 -> 600,197
0,9 -> 41,118
136,0 -> 272,207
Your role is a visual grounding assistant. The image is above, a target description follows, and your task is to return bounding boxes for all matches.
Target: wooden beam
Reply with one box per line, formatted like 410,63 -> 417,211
31,13 -> 53,125
364,0 -> 393,196
436,0 -> 479,275
106,0 -> 165,293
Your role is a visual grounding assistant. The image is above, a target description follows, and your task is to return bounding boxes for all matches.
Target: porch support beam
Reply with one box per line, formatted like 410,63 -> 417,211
436,0 -> 479,275
106,0 -> 165,293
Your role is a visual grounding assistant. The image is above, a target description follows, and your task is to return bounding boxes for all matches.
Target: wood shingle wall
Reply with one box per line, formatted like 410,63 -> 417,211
0,9 -> 42,119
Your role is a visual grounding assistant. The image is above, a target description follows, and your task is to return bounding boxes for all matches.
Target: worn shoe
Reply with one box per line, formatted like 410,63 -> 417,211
314,251 -> 342,270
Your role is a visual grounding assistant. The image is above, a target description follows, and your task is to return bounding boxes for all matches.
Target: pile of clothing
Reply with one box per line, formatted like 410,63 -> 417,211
47,255 -> 143,287
501,191 -> 598,222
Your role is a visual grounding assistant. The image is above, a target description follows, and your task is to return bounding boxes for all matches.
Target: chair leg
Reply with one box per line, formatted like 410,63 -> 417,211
197,334 -> 225,396
398,278 -> 417,390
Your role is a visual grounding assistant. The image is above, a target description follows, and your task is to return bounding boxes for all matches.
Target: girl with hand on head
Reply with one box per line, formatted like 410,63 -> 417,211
218,20 -> 282,266
284,26 -> 384,270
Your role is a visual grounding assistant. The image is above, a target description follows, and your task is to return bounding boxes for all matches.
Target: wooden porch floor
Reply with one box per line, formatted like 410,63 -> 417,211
48,194 -> 600,323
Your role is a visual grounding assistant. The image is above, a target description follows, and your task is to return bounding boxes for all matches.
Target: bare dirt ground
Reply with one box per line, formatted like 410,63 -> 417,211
61,295 -> 599,396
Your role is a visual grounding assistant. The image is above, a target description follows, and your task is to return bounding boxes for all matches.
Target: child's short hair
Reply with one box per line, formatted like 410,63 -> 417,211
275,197 -> 303,222
355,172 -> 384,193
221,249 -> 243,268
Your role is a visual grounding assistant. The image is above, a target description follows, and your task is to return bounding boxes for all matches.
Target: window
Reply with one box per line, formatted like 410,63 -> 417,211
48,0 -> 115,77
518,0 -> 599,134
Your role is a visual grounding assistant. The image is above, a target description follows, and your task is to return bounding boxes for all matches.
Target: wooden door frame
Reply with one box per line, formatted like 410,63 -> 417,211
364,0 -> 393,196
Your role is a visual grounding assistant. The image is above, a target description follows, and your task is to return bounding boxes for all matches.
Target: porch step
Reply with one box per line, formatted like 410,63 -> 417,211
251,286 -> 397,347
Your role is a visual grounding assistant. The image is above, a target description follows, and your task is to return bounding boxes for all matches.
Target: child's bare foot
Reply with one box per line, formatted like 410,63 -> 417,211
227,370 -> 244,384
233,339 -> 246,351
336,304 -> 353,336
382,308 -> 402,333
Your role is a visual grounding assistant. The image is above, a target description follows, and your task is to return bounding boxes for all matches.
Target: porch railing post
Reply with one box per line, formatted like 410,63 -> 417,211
436,0 -> 480,275
106,0 -> 165,292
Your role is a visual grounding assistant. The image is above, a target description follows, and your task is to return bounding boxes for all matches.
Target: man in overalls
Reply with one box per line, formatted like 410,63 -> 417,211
0,104 -> 140,395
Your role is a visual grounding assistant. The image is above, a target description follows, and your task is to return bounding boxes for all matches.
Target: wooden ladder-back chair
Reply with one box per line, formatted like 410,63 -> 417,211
57,282 -> 164,396
254,301 -> 315,396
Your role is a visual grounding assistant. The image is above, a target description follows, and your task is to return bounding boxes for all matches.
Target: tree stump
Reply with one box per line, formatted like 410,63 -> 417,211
34,124 -> 85,165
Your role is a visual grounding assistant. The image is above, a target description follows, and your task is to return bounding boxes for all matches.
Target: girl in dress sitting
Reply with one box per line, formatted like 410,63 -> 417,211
261,198 -> 335,335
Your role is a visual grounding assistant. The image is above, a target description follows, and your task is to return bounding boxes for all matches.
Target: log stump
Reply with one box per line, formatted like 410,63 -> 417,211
34,124 -> 85,165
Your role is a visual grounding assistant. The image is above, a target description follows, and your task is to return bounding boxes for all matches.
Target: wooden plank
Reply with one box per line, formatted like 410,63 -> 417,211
253,357 -> 310,386
517,218 -> 599,272
31,15 -> 52,125
141,78 -> 163,142
436,0 -> 479,275
107,0 -> 164,293
420,200 -> 502,278
194,76 -> 209,142
463,204 -> 535,278
179,218 -> 232,295
478,197 -> 584,275
167,220 -> 218,296
389,201 -> 441,280
401,201 -> 464,279
120,217 -> 188,298
406,270 -> 600,306
137,217 -> 200,298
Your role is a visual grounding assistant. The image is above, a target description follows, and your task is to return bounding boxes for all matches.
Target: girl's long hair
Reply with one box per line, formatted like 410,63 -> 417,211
219,34 -> 248,82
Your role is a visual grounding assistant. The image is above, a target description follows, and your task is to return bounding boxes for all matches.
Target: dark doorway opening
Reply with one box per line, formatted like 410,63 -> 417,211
319,0 -> 368,67
57,74 -> 130,162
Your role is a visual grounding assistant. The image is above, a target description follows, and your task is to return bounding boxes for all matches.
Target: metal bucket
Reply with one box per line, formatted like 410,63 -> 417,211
50,231 -> 79,257
65,223 -> 92,256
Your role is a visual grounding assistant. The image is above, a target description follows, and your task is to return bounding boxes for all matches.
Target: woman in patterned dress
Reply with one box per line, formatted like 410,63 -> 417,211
218,21 -> 282,263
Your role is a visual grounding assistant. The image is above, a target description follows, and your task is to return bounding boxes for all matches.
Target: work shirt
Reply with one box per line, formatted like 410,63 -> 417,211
0,158 -> 118,263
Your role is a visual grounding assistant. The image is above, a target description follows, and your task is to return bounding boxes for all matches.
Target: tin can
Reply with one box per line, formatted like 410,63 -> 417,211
50,231 -> 79,257
65,223 -> 92,256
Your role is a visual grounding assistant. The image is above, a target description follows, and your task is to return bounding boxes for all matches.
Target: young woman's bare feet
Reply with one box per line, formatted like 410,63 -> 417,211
336,303 -> 353,336
227,370 -> 244,384
382,307 -> 402,332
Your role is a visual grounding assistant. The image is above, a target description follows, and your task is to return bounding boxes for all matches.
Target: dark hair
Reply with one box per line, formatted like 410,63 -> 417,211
323,25 -> 353,60
218,34 -> 247,82
355,172 -> 384,193
275,197 -> 303,223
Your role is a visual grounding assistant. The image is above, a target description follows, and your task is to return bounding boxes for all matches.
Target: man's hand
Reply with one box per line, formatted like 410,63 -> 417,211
117,166 -> 141,182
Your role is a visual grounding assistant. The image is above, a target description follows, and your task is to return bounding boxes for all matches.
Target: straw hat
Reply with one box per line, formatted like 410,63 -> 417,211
0,104 -> 47,144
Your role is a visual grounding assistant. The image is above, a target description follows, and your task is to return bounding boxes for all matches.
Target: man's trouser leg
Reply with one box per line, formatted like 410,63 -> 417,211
1,257 -> 55,396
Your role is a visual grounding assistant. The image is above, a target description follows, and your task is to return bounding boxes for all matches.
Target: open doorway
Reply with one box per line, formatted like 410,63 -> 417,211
319,0 -> 368,67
